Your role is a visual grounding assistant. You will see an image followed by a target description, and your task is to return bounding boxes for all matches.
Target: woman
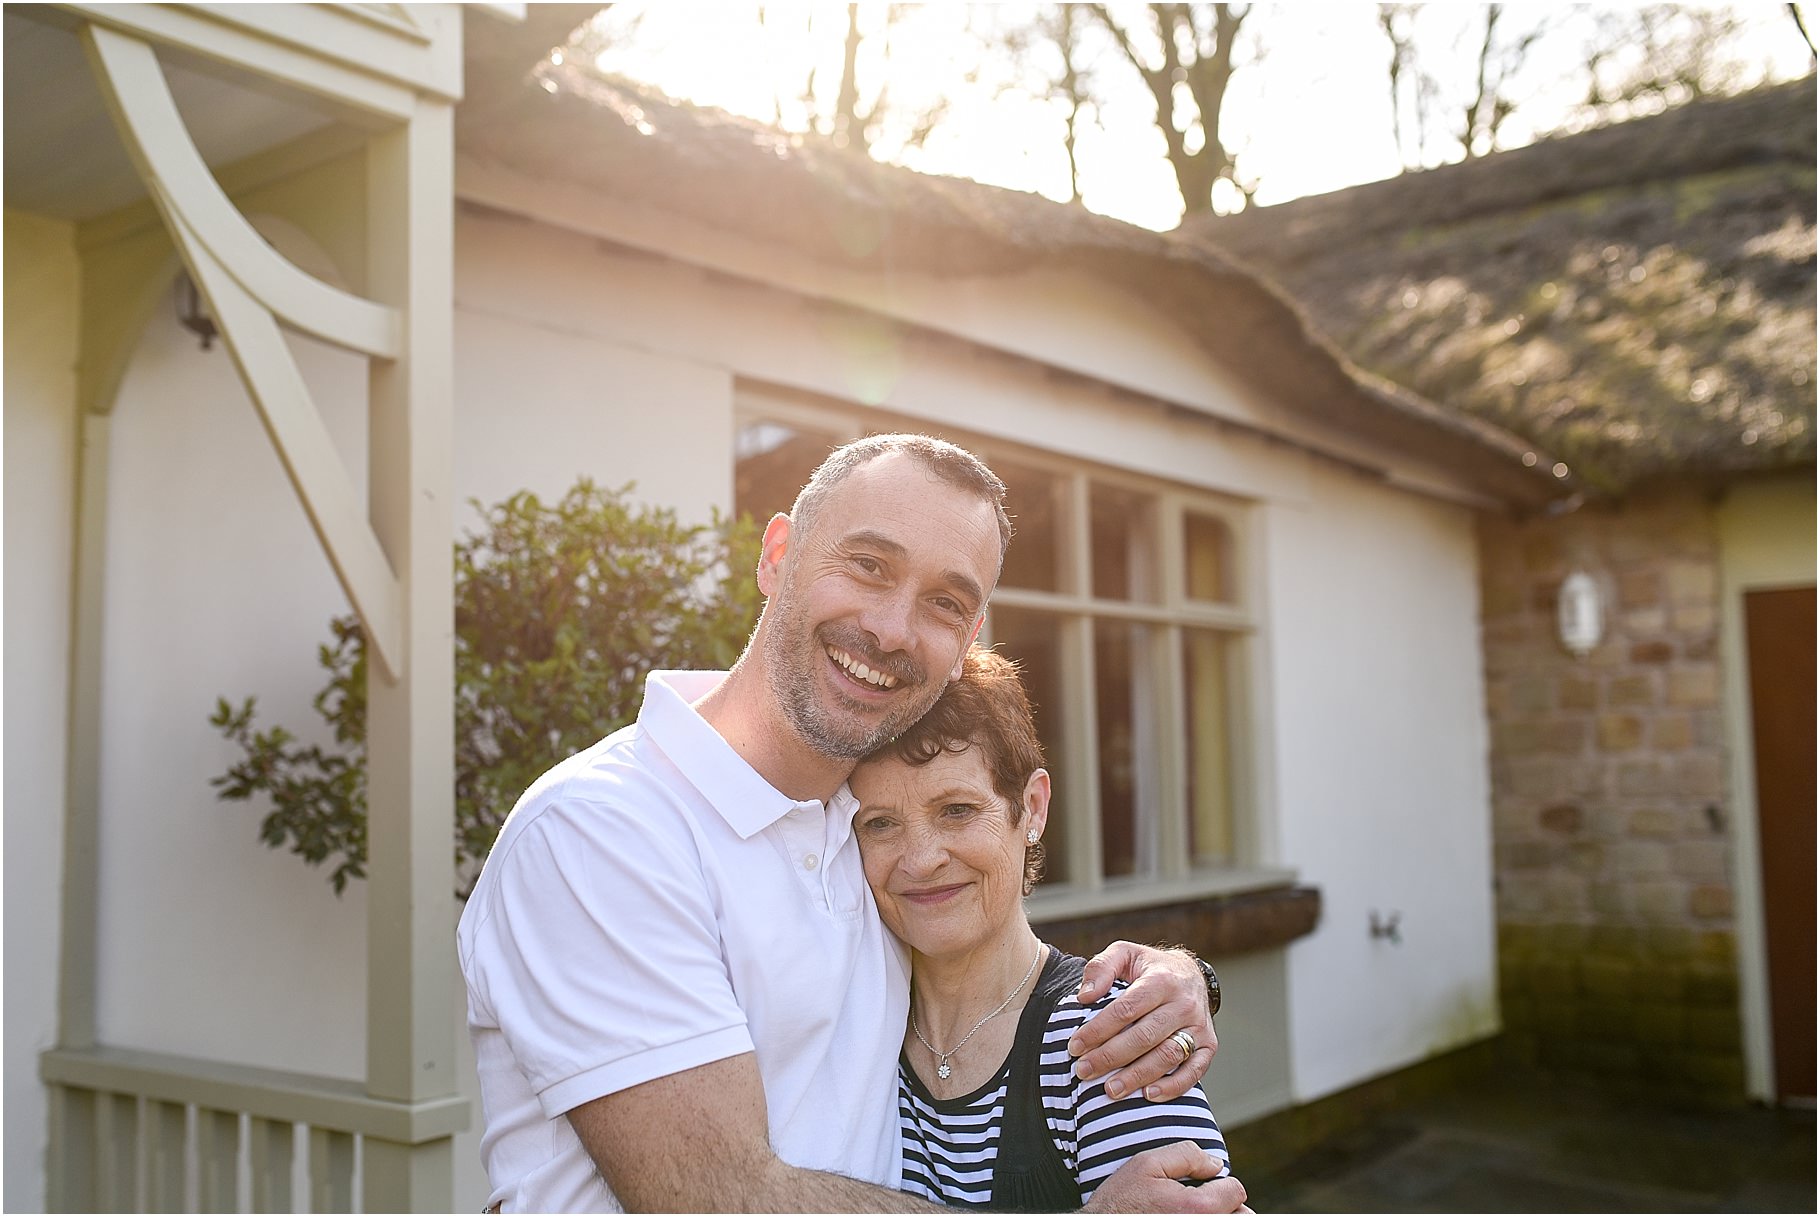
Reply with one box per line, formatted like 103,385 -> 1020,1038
851,647 -> 1230,1211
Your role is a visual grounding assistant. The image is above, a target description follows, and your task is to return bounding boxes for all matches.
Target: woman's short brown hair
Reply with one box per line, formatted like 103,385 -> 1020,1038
871,646 -> 1048,893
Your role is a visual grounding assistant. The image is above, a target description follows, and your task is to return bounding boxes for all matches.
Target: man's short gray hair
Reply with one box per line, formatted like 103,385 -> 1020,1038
789,433 -> 1013,563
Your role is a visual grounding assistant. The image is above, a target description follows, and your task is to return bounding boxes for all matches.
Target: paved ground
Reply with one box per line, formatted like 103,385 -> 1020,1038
1239,1071 -> 1815,1213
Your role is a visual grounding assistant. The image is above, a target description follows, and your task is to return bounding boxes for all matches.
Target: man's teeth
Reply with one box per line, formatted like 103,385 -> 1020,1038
828,646 -> 898,689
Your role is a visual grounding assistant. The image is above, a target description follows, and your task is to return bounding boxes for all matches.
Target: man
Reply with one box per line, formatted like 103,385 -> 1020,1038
459,435 -> 1242,1212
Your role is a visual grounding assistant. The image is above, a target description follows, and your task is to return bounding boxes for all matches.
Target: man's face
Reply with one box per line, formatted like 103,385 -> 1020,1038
759,453 -> 1002,760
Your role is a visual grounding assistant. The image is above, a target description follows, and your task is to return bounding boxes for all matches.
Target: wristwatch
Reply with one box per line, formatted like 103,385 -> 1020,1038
1196,957 -> 1222,1018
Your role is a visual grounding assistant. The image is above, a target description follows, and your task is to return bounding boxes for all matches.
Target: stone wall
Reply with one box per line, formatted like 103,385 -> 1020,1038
1479,489 -> 1743,1101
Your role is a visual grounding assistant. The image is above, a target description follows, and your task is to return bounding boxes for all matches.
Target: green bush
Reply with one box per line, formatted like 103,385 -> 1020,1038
211,480 -> 763,898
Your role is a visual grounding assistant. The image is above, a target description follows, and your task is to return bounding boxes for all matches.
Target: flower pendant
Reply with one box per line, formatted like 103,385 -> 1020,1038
937,1060 -> 952,1080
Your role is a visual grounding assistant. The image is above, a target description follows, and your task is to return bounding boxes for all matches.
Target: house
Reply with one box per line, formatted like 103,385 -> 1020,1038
1195,76 -> 1817,1107
8,3 -> 1577,1210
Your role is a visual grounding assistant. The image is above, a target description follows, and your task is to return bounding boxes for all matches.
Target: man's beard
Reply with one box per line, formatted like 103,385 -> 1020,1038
762,580 -> 942,760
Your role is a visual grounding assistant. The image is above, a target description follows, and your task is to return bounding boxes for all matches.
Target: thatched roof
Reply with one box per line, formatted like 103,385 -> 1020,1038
455,43 -> 1572,509
1192,77 -> 1817,498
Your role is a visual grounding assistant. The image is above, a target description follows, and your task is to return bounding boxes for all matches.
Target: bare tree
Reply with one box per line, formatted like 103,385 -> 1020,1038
1458,5 -> 1547,157
1376,4 -> 1548,164
1085,4 -> 1259,216
1790,3 -> 1817,63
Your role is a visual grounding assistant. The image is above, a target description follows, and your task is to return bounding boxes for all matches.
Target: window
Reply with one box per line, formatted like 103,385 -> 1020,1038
983,466 -> 1255,907
734,398 -> 1263,912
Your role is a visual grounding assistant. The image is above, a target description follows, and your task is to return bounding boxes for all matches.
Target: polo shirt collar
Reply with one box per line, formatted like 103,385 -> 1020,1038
640,670 -> 856,840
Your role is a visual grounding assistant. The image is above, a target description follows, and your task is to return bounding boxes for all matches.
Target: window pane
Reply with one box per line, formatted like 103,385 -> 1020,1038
984,608 -> 1069,886
1184,629 -> 1235,864
1184,512 -> 1236,604
1090,483 -> 1158,602
995,458 -> 1062,593
734,419 -> 842,524
1095,619 -> 1158,878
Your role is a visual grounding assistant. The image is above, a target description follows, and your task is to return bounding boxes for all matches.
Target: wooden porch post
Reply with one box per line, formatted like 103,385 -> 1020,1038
361,92 -> 459,1212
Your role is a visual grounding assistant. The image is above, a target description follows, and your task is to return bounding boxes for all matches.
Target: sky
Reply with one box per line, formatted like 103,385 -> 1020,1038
584,3 -> 1813,232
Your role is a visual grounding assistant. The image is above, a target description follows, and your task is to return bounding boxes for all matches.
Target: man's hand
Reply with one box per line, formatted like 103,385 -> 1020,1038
1070,941 -> 1217,1101
1083,1143 -> 1247,1213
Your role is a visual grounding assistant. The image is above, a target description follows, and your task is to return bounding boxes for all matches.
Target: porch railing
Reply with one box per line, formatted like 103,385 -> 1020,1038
41,1046 -> 468,1213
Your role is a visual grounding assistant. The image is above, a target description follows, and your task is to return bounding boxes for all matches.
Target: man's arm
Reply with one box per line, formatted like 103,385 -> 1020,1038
568,1052 -> 940,1213
1068,942 -> 1219,1102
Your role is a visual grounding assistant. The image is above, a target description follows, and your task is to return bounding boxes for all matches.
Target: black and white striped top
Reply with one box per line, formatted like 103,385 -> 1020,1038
897,982 -> 1228,1208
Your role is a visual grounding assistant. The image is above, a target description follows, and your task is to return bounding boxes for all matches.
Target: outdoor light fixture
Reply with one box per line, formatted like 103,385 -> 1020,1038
1556,569 -> 1604,657
175,272 -> 219,352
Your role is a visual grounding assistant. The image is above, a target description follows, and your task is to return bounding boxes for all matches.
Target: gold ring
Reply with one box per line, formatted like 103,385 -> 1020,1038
1168,1028 -> 1198,1062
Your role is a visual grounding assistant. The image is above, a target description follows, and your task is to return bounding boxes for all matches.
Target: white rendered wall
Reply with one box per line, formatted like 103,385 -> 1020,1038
4,209 -> 82,1213
1266,460 -> 1500,1102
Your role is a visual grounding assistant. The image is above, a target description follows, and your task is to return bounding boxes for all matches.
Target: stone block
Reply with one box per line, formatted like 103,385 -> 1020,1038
1539,802 -> 1582,833
1633,880 -> 1689,922
1617,761 -> 1668,796
1622,606 -> 1669,635
1669,666 -> 1718,707
1679,1051 -> 1746,1094
1618,568 -> 1662,609
1692,931 -> 1736,963
1691,710 -> 1723,747
1629,640 -> 1674,664
1481,577 -> 1525,617
1671,602 -> 1716,633
1538,874 -> 1592,919
1526,960 -> 1578,998
1689,883 -> 1732,919
1630,965 -> 1686,1001
1675,754 -> 1726,798
1579,999 -> 1639,1038
1580,1040 -> 1644,1075
1590,882 -> 1630,918
1641,925 -> 1697,959
1543,718 -> 1589,754
1684,633 -> 1717,661
1587,642 -> 1627,669
1672,841 -> 1728,882
1597,714 -> 1644,751
1686,969 -> 1739,1006
1579,957 -> 1637,998
1559,675 -> 1598,710
1606,674 -> 1657,706
1566,842 -> 1605,873
1496,719 -> 1542,754
1666,560 -> 1717,605
1509,675 -> 1553,714
1685,1008 -> 1743,1051
1523,534 -> 1565,572
1651,714 -> 1694,751
1611,840 -> 1671,877
1588,924 -> 1644,955
1632,1005 -> 1686,1044
1628,807 -> 1680,838
1498,841 -> 1555,871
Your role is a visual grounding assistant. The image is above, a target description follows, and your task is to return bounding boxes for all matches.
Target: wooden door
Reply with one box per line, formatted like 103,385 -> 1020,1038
1744,585 -> 1816,1103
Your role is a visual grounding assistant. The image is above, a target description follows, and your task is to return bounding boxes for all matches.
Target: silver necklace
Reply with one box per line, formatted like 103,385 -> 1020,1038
911,939 -> 1044,1081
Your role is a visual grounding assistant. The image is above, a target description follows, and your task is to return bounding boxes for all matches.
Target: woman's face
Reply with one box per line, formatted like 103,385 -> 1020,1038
851,744 -> 1048,960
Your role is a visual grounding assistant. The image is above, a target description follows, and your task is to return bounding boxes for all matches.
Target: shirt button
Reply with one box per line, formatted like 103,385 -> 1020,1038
786,809 -> 801,819
802,853 -> 819,871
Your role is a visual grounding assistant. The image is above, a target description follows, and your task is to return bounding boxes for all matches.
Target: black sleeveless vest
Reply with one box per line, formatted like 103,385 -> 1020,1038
984,946 -> 1088,1213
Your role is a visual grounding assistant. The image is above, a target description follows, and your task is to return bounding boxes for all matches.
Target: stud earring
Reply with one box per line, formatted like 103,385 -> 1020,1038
1026,829 -> 1040,844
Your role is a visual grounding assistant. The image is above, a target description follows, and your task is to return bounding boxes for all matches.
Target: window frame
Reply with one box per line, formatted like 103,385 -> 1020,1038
732,390 -> 1294,919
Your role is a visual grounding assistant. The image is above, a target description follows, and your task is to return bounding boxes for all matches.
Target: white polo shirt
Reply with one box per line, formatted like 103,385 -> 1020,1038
458,670 -> 909,1212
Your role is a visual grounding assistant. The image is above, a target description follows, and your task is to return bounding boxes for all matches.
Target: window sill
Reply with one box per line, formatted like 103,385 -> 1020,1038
1029,870 -> 1320,960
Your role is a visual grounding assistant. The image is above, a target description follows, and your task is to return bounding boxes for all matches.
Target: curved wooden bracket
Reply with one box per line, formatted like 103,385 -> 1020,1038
80,22 -> 404,679
81,26 -> 401,359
